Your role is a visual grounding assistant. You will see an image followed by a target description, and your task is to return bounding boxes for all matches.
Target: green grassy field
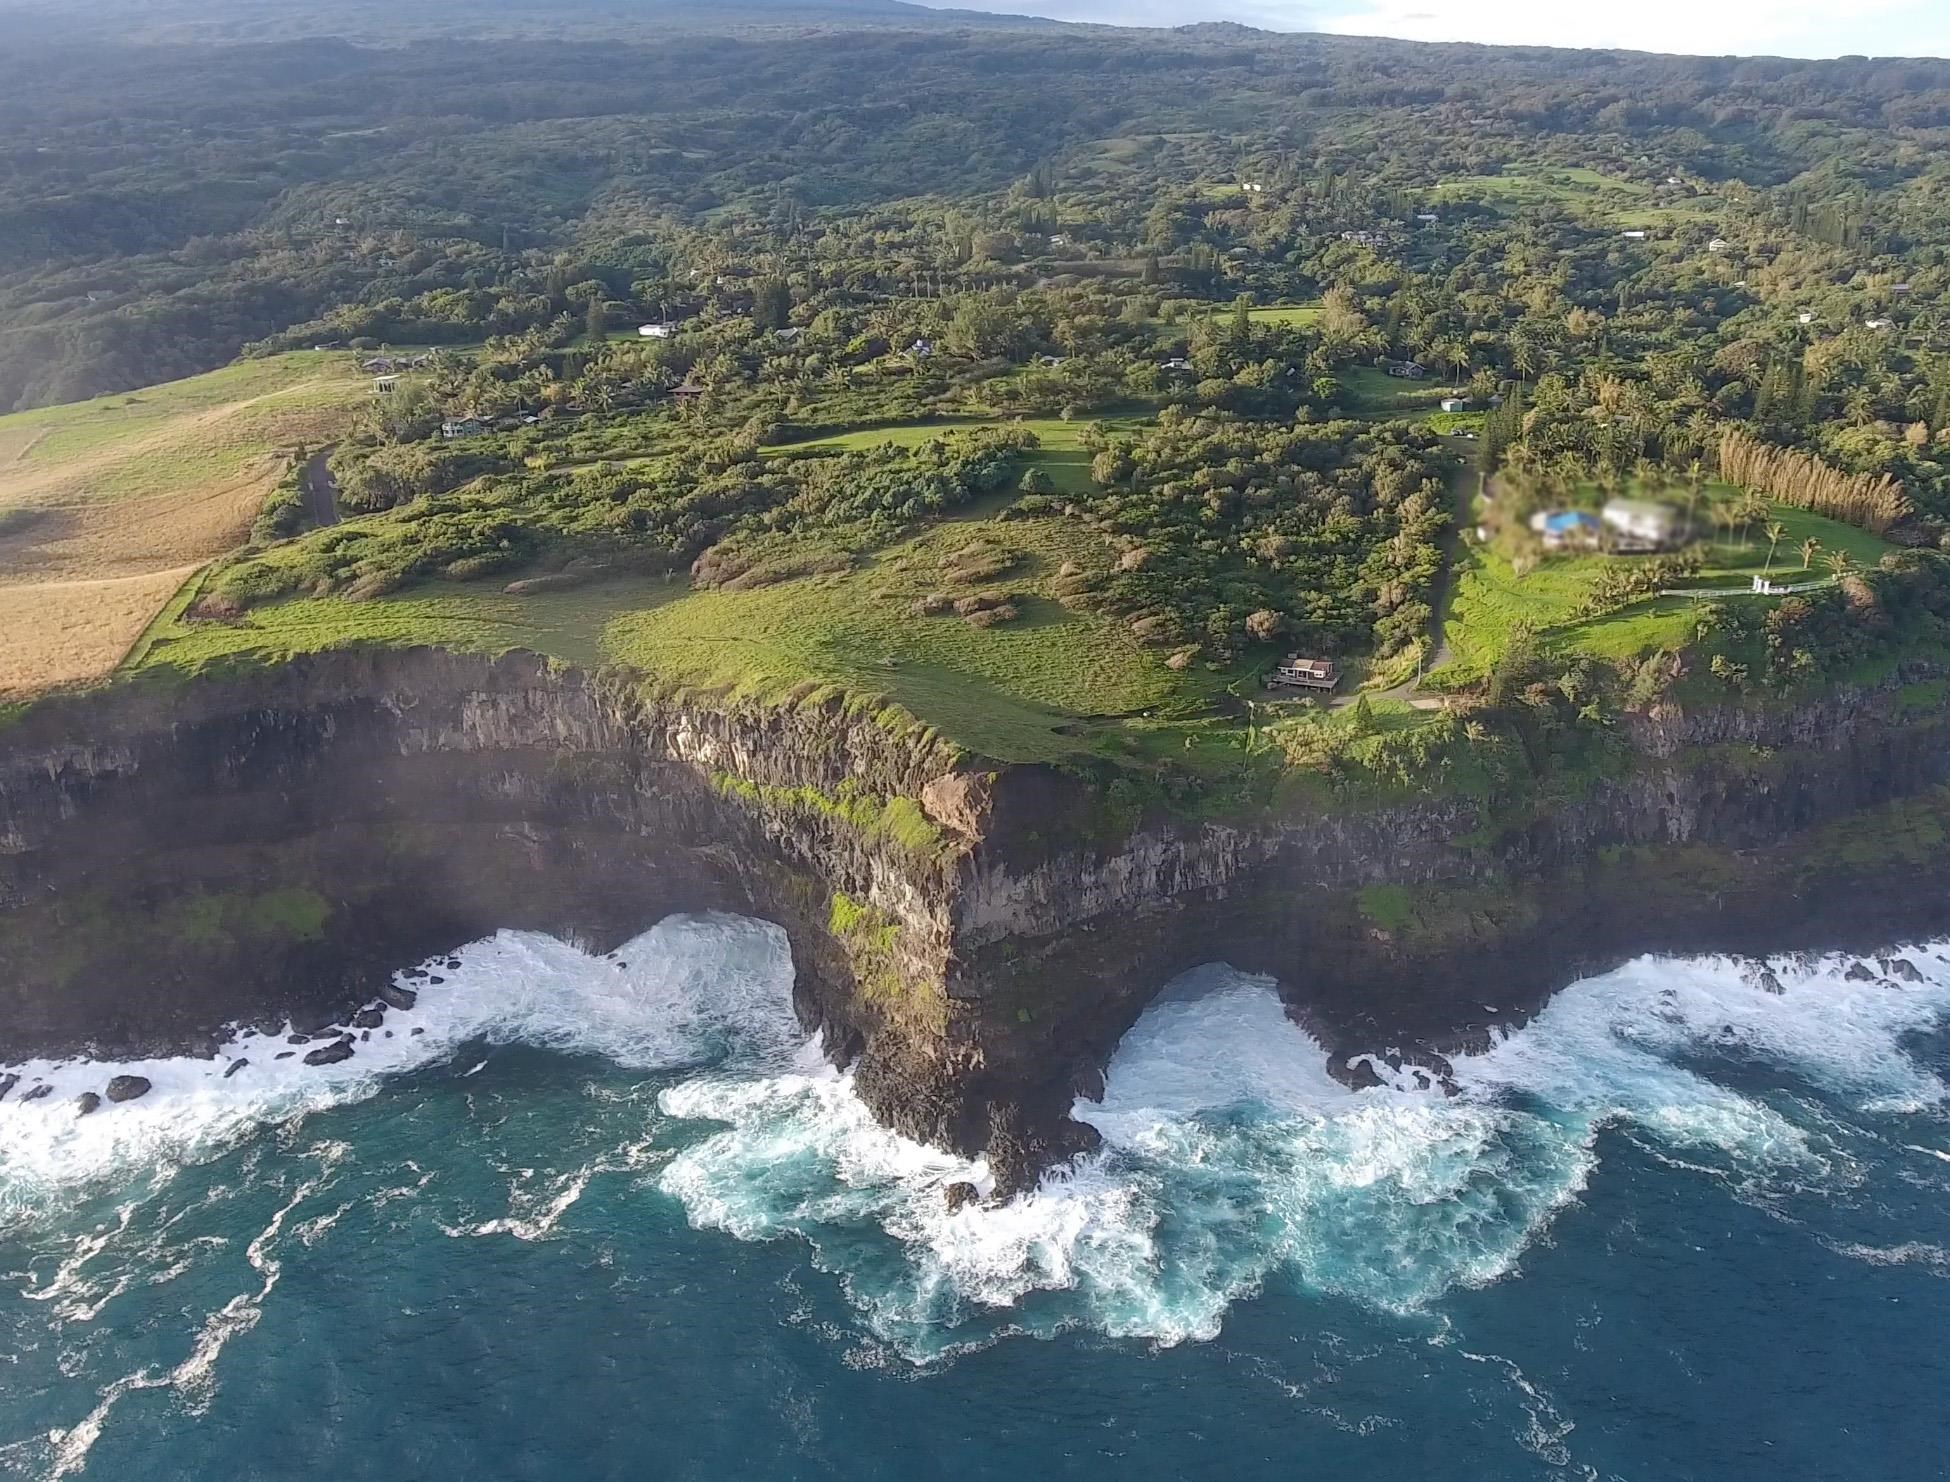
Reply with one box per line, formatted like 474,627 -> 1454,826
131,509 -> 1211,763
765,415 -> 1149,497
1339,365 -> 1449,419
1436,491 -> 1895,680
0,351 -> 367,509
1430,166 -> 1711,227
1246,304 -> 1323,327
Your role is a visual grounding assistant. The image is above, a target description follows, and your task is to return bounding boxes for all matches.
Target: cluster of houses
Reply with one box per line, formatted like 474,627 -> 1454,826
1529,497 -> 1684,553
361,353 -> 433,374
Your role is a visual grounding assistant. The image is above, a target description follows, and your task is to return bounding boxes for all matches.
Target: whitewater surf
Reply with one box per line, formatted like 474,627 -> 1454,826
5,914 -> 1950,1477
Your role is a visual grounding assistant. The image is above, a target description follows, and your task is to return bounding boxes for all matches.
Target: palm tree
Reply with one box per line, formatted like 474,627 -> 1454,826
1511,337 -> 1540,387
1762,521 -> 1787,575
1825,549 -> 1857,580
1800,536 -> 1821,572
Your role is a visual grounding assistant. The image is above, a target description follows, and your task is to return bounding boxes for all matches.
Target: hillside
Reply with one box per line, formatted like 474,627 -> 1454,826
0,352 -> 372,695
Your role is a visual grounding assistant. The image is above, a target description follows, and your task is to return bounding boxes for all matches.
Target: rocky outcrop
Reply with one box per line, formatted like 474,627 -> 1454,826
6,647 -> 1950,1192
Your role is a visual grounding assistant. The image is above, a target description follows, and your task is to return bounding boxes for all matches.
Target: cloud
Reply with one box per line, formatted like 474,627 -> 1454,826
920,0 -> 1950,58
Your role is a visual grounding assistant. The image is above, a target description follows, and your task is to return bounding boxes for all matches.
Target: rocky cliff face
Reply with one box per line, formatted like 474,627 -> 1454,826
6,649 -> 1950,1194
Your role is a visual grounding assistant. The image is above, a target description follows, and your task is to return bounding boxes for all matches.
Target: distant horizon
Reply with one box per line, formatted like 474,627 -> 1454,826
916,0 -> 1950,61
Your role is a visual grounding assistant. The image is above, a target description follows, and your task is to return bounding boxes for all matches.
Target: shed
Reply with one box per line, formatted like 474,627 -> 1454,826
1269,656 -> 1339,692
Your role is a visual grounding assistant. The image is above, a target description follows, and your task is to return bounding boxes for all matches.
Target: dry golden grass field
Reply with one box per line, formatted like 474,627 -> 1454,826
0,352 -> 368,695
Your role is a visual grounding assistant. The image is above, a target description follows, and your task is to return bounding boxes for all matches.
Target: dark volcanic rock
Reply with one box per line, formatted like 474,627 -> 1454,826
410,1027 -> 425,1037
1889,957 -> 1925,983
274,1052 -> 295,1060
1332,1055 -> 1386,1092
1845,961 -> 1878,982
105,1075 -> 151,1102
286,1034 -> 312,1045
378,984 -> 418,1010
303,1037 -> 355,1067
0,1073 -> 16,1102
224,1058 -> 249,1079
943,1181 -> 979,1213
74,1091 -> 101,1116
352,1008 -> 384,1030
426,975 -> 446,986
1755,969 -> 1784,995
21,1084 -> 51,1102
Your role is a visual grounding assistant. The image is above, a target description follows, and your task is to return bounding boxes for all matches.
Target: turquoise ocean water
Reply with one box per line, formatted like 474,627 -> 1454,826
3,914 -> 1949,1479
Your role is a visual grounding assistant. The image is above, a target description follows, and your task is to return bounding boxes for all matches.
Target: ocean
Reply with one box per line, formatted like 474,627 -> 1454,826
3,913 -> 1949,1481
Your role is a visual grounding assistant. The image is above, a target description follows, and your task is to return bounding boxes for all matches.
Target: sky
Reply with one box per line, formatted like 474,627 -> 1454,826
920,0 -> 1950,59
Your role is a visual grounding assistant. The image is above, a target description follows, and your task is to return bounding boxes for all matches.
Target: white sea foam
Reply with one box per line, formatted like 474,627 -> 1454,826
651,946 -> 1950,1356
0,913 -> 799,1228
7,914 -> 1950,1365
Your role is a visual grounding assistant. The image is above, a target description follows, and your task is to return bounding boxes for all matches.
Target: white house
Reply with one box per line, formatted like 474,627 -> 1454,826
1416,212 -> 1439,224
637,323 -> 675,339
1603,497 -> 1682,551
1621,230 -> 1649,241
1866,318 -> 1893,331
1798,310 -> 1816,325
774,326 -> 804,343
1708,237 -> 1730,253
1439,397 -> 1470,413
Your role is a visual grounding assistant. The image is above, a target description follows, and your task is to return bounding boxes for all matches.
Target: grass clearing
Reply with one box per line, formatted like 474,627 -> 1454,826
132,512 -> 1208,763
766,414 -> 1151,499
1246,303 -> 1323,327
1431,166 -> 1712,227
1436,489 -> 1896,681
1339,365 -> 1448,419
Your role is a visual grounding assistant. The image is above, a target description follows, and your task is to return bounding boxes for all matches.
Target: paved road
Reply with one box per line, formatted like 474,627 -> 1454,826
302,446 -> 340,528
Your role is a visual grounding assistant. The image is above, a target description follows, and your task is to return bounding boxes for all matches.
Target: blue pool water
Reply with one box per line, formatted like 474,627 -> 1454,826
3,915 -> 1949,1480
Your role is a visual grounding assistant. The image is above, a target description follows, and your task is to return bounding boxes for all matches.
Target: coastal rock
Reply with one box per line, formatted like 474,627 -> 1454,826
943,1181 -> 979,1213
105,1075 -> 152,1102
225,1058 -> 249,1078
1844,962 -> 1878,982
303,1038 -> 355,1066
352,1008 -> 385,1030
1752,968 -> 1785,995
921,772 -> 991,839
287,1033 -> 312,1045
274,1051 -> 295,1060
74,1091 -> 101,1116
1334,1055 -> 1386,1092
21,1084 -> 51,1102
1889,958 -> 1925,983
378,984 -> 418,1010
0,1073 -> 16,1102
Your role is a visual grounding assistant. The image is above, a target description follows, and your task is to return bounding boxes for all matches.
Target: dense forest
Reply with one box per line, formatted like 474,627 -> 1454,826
2,0 -> 1949,409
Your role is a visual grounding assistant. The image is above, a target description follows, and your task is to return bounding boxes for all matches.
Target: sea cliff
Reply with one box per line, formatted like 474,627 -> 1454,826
5,648 -> 1950,1192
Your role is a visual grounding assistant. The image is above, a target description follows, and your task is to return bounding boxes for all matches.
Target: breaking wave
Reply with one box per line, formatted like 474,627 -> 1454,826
6,914 -> 1950,1389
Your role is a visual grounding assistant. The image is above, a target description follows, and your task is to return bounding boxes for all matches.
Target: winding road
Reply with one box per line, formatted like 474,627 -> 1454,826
303,447 -> 341,528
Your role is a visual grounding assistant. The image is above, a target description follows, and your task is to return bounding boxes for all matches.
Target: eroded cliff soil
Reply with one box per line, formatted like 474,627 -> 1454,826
5,648 -> 1950,1193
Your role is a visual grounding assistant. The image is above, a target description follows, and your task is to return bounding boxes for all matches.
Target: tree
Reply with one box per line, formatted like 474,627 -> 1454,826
1800,536 -> 1821,571
1762,521 -> 1786,574
584,295 -> 607,345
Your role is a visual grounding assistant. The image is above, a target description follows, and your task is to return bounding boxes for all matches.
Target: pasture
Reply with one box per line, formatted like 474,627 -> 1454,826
0,351 -> 373,695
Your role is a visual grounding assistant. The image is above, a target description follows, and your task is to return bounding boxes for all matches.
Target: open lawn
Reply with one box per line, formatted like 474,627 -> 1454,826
1339,365 -> 1449,420
1432,166 -> 1712,226
1246,304 -> 1323,327
1435,490 -> 1895,681
766,415 -> 1149,497
0,350 -> 378,697
132,511 -> 1212,763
